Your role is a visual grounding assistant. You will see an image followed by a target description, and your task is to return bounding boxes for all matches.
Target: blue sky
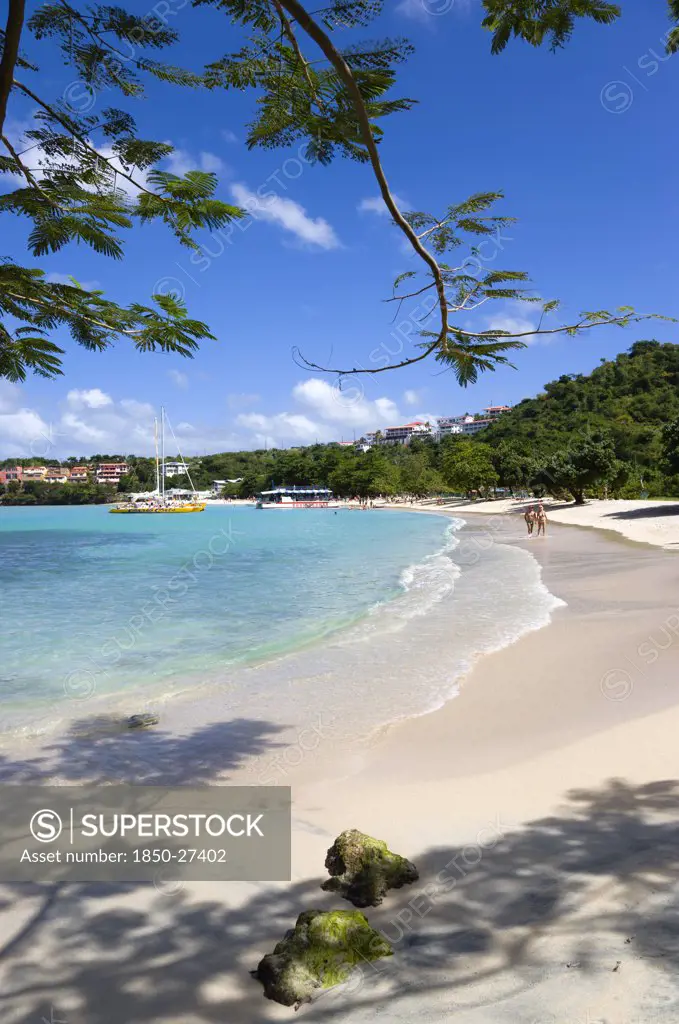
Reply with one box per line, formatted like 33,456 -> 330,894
2,0 -> 678,458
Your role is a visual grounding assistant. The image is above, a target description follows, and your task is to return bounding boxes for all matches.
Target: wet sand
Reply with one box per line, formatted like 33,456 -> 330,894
2,520 -> 679,1023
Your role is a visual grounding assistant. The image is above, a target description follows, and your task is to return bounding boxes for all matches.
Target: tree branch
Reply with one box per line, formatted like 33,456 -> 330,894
277,0 -> 450,356
1,132 -> 74,211
272,0 -> 326,113
0,0 -> 25,136
294,313 -> 663,377
384,281 -> 436,302
5,289 -> 142,336
13,79 -> 167,202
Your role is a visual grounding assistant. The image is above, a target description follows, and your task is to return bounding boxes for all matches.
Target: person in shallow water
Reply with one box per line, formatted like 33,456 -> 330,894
536,503 -> 548,537
524,505 -> 535,536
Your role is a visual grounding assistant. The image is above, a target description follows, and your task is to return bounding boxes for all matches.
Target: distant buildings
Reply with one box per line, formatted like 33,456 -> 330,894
383,421 -> 433,445
163,460 -> 186,478
95,462 -> 128,484
44,467 -> 70,484
0,466 -> 23,484
352,405 -> 511,449
23,465 -> 48,481
437,417 -> 466,437
69,465 -> 90,481
460,419 -> 493,436
212,479 -> 243,494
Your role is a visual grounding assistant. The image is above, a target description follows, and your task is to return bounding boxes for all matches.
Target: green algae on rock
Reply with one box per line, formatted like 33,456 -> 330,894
253,909 -> 392,1007
321,829 -> 419,908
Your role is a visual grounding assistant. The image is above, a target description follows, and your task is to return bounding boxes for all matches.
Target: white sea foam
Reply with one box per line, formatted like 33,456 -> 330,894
0,514 -> 567,773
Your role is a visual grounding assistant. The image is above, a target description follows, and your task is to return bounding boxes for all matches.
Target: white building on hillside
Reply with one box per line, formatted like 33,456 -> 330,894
383,421 -> 433,445
461,419 -> 493,435
436,418 -> 464,437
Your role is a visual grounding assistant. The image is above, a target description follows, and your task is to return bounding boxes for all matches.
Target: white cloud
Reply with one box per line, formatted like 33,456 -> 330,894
0,127 -> 149,197
487,315 -> 537,336
293,379 -> 400,430
231,183 -> 340,250
168,369 -> 189,389
119,398 -> 155,419
0,381 -> 22,415
221,130 -> 238,144
404,389 -> 422,406
227,393 -> 260,410
0,409 -> 51,449
66,388 -> 113,410
482,299 -> 549,345
0,116 -> 222,199
358,194 -> 408,216
45,272 -> 101,291
236,411 -> 321,446
0,381 -> 53,455
0,377 -> 417,458
413,410 -> 440,427
166,150 -> 226,177
0,383 -> 242,458
60,411 -> 109,443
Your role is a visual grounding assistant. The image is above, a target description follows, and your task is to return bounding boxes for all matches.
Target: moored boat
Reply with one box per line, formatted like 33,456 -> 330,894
109,408 -> 206,514
256,486 -> 340,509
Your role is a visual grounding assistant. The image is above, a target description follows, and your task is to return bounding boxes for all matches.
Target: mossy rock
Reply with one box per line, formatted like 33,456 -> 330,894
253,908 -> 392,1008
125,713 -> 159,730
321,829 -> 418,908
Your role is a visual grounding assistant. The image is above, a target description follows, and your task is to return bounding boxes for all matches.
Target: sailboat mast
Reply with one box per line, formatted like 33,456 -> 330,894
154,417 -> 160,494
161,406 -> 166,502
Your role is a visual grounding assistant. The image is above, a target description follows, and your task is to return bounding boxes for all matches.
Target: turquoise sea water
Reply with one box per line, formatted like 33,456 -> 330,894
0,505 -> 455,715
0,504 -> 565,748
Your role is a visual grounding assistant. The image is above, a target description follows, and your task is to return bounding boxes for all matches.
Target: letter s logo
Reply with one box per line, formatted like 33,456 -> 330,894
30,809 -> 63,843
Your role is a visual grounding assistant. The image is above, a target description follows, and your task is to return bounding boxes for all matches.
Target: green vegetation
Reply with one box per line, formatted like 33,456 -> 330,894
481,0 -> 679,56
254,908 -> 392,1007
484,340 -> 679,497
4,342 -> 679,506
0,479 -> 114,504
0,1 -> 663,384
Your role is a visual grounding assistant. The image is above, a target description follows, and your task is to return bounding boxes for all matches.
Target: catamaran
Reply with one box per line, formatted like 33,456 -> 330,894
109,408 -> 206,514
255,486 -> 340,509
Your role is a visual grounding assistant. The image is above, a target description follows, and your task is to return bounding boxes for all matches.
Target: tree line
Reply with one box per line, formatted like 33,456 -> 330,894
4,341 -> 679,506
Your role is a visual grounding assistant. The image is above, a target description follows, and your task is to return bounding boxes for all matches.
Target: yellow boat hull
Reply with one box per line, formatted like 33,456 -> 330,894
109,504 -> 206,514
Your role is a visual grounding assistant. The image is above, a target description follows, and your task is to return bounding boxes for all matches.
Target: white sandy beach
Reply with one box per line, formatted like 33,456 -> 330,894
1,513 -> 679,1023
435,495 -> 679,550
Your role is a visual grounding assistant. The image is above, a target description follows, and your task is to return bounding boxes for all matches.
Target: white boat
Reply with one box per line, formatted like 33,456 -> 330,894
110,407 -> 206,514
255,486 -> 340,509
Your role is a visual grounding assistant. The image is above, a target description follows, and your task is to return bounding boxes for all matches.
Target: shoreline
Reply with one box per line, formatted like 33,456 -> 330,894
3,512 -> 679,1021
412,495 -> 679,551
0,510 -> 563,782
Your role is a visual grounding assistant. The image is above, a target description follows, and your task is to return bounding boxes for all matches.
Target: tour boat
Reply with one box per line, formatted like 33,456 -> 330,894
255,487 -> 340,509
109,408 -> 206,514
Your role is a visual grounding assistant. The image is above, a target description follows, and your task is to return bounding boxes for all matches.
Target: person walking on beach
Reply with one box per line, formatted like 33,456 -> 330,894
536,503 -> 547,537
524,505 -> 535,536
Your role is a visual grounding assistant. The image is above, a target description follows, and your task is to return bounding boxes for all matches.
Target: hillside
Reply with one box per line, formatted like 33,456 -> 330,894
4,341 -> 679,504
482,340 -> 679,491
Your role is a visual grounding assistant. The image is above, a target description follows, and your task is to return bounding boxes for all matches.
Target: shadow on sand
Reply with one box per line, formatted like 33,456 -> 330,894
605,504 -> 679,521
0,715 -> 286,785
0,770 -> 678,1023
